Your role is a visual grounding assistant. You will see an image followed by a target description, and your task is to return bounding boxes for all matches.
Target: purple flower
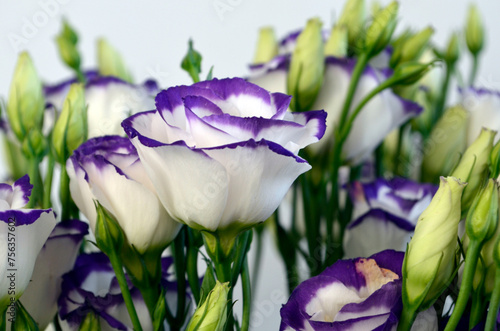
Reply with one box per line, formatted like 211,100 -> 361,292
58,252 -> 191,331
66,136 -> 180,254
122,78 -> 326,233
248,56 -> 422,164
343,178 -> 437,258
280,250 -> 437,330
44,72 -> 158,138
20,220 -> 88,329
0,175 -> 57,310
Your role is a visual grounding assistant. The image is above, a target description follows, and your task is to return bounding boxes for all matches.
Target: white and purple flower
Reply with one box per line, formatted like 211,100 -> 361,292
20,219 -> 88,329
66,136 -> 180,254
460,87 -> 500,145
248,56 -> 422,164
44,71 -> 158,138
280,250 -> 437,331
343,178 -> 437,258
0,175 -> 57,309
122,77 -> 326,233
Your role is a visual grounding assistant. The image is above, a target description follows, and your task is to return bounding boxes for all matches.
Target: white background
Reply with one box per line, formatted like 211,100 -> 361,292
2,0 -> 500,330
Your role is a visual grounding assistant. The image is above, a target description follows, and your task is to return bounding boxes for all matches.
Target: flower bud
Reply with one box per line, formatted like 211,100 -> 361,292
253,27 -> 278,64
338,0 -> 366,51
490,140 -> 500,179
444,32 -> 460,65
186,281 -> 229,331
7,52 -> 45,142
21,128 -> 48,158
287,17 -> 324,112
97,38 -> 133,83
52,83 -> 87,162
422,106 -> 468,183
94,201 -> 125,256
11,301 -> 38,331
391,61 -> 435,86
403,176 -> 466,309
465,4 -> 484,56
466,179 -> 499,243
365,1 -> 398,57
324,24 -> 348,57
55,19 -> 81,71
78,311 -> 101,331
452,128 -> 496,211
391,27 -> 434,67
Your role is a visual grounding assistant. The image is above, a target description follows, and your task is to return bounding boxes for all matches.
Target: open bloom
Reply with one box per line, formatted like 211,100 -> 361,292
44,71 -> 158,138
20,220 -> 88,329
0,175 -> 57,310
122,78 -> 326,233
59,253 -> 192,331
280,250 -> 437,330
460,87 -> 500,145
67,136 -> 180,254
249,56 -> 422,164
343,178 -> 437,258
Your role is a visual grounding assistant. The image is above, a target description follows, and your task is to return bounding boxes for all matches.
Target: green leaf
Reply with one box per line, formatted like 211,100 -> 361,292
181,39 -> 202,83
199,260 -> 216,306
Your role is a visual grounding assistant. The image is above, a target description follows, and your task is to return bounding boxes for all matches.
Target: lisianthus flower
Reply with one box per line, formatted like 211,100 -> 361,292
0,175 -> 57,310
460,87 -> 500,145
343,178 -> 437,258
248,56 -> 422,164
66,136 -> 180,254
20,219 -> 88,329
44,71 -> 158,138
280,250 -> 437,331
59,252 -> 188,331
122,77 -> 326,234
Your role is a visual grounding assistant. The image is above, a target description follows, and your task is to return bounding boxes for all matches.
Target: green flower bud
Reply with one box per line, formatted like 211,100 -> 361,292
490,140 -> 500,178
393,27 -> 434,66
56,19 -> 81,71
466,179 -> 499,243
403,176 -> 466,309
324,24 -> 348,57
52,83 -> 87,163
94,201 -> 125,256
452,128 -> 496,211
338,0 -> 366,51
186,281 -> 229,331
21,129 -> 48,158
79,311 -> 101,331
253,27 -> 278,64
287,17 -> 324,112
465,4 -> 484,56
422,106 -> 468,183
11,301 -> 38,331
7,52 -> 45,142
97,38 -> 133,83
444,32 -> 460,65
365,1 -> 398,57
391,61 -> 435,86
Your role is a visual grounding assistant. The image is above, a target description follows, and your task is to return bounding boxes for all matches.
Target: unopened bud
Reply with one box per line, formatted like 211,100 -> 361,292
253,27 -> 278,64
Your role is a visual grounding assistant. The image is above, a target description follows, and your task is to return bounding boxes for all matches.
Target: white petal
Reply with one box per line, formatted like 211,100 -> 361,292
132,139 -> 229,232
67,160 -> 98,231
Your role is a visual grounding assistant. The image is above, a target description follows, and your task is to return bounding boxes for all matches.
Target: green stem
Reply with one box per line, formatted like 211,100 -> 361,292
432,61 -> 453,126
396,305 -> 418,331
251,228 -> 264,292
444,240 -> 481,331
469,286 -> 486,330
485,268 -> 500,331
337,52 -> 369,127
393,122 -> 408,177
186,228 -> 201,304
60,163 -> 71,220
76,69 -> 86,83
300,173 -> 322,276
230,230 -> 252,288
26,157 -> 43,208
42,153 -> 55,209
107,250 -> 143,331
469,54 -> 479,87
172,229 -> 187,328
241,259 -> 251,331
